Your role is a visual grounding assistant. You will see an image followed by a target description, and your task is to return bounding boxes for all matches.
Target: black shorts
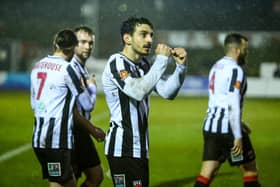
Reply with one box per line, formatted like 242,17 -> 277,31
107,156 -> 149,187
33,148 -> 74,184
72,124 -> 101,178
202,129 -> 256,166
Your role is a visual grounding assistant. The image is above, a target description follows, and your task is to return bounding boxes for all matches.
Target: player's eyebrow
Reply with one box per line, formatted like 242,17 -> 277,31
79,39 -> 93,44
138,30 -> 153,36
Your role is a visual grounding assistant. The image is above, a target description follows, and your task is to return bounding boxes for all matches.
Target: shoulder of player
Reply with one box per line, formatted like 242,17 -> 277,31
106,53 -> 132,70
33,56 -> 70,72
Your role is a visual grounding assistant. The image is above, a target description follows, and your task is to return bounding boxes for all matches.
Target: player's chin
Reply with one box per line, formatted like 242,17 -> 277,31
141,48 -> 150,55
82,53 -> 90,59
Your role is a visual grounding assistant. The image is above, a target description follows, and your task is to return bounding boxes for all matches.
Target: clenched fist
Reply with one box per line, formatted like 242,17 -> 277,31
171,48 -> 187,65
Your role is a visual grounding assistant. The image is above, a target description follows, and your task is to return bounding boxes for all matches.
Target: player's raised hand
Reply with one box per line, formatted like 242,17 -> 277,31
171,48 -> 187,65
155,43 -> 171,57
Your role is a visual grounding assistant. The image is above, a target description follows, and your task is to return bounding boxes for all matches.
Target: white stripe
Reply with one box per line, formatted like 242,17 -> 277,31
0,112 -> 108,163
0,143 -> 31,163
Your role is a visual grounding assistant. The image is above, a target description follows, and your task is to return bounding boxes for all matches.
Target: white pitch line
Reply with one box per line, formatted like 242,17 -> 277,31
0,143 -> 31,163
0,112 -> 108,163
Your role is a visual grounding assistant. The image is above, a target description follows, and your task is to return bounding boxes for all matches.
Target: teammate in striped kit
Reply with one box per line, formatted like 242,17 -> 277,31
102,17 -> 187,187
70,26 -> 105,187
30,29 -> 104,187
194,33 -> 260,187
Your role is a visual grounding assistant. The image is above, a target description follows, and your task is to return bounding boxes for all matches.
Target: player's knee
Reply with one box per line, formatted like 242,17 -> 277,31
86,168 -> 104,186
240,160 -> 258,174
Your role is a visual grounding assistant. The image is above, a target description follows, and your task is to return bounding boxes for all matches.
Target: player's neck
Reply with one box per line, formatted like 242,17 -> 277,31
121,47 -> 141,63
225,53 -> 238,62
74,55 -> 86,67
53,51 -> 70,61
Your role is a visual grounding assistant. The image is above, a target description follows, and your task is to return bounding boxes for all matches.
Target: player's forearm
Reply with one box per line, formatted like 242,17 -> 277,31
87,83 -> 97,109
155,63 -> 186,99
73,106 -> 105,141
228,93 -> 242,139
123,55 -> 169,101
77,89 -> 96,111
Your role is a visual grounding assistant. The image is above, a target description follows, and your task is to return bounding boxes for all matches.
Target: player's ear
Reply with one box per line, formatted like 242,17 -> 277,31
123,34 -> 132,45
234,47 -> 240,56
236,48 -> 241,56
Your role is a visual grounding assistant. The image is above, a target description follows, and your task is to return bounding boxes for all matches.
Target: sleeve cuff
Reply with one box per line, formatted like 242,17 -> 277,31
88,84 -> 97,94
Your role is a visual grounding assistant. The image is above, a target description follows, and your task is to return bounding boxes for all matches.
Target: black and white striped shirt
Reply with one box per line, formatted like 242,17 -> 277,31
30,55 -> 85,149
70,56 -> 97,120
203,56 -> 244,139
102,53 -> 186,158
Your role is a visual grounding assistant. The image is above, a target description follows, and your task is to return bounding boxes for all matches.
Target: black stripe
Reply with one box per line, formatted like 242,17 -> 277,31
45,118 -> 55,148
207,107 -> 217,133
110,59 -> 131,89
108,122 -> 118,156
240,70 -> 247,110
36,117 -> 44,147
119,89 -> 133,157
74,60 -> 89,88
217,108 -> 225,133
32,117 -> 37,147
110,59 -> 125,88
229,68 -> 238,92
60,89 -> 72,149
141,58 -> 151,74
67,65 -> 83,94
138,101 -> 148,158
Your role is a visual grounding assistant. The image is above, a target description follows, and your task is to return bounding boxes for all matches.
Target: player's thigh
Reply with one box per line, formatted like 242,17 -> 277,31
34,148 -> 75,184
203,132 -> 232,162
242,132 -> 256,162
107,156 -> 149,187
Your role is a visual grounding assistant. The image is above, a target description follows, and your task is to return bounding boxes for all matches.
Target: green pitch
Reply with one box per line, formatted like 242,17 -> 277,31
0,91 -> 279,186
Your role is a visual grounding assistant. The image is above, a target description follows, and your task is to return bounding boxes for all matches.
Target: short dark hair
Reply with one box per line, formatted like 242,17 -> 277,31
74,25 -> 94,35
53,29 -> 78,50
224,33 -> 248,52
120,16 -> 153,43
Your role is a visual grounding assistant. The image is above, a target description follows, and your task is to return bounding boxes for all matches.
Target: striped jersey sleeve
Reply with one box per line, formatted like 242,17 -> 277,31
69,58 -> 97,119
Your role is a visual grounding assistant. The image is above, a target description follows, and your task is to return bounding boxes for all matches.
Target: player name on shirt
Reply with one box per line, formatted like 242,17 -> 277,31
34,61 -> 63,71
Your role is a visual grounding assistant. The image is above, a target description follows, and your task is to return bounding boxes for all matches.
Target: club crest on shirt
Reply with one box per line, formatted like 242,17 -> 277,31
133,180 -> 142,187
234,81 -> 241,89
114,174 -> 126,187
119,70 -> 129,80
47,162 -> 61,176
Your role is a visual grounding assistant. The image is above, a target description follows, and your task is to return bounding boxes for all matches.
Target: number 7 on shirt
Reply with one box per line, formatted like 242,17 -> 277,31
36,72 -> 47,100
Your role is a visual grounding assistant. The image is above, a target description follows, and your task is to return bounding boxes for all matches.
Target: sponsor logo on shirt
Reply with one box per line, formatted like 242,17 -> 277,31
119,70 -> 129,80
235,81 -> 241,89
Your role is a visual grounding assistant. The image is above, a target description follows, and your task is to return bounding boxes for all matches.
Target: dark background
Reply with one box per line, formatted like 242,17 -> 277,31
0,0 -> 280,75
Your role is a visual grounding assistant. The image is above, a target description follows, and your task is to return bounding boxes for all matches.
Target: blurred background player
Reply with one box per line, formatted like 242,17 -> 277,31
102,16 -> 188,187
70,26 -> 105,187
193,33 -> 261,187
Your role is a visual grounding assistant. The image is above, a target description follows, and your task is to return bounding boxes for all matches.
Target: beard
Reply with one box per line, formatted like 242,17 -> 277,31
77,52 -> 90,62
